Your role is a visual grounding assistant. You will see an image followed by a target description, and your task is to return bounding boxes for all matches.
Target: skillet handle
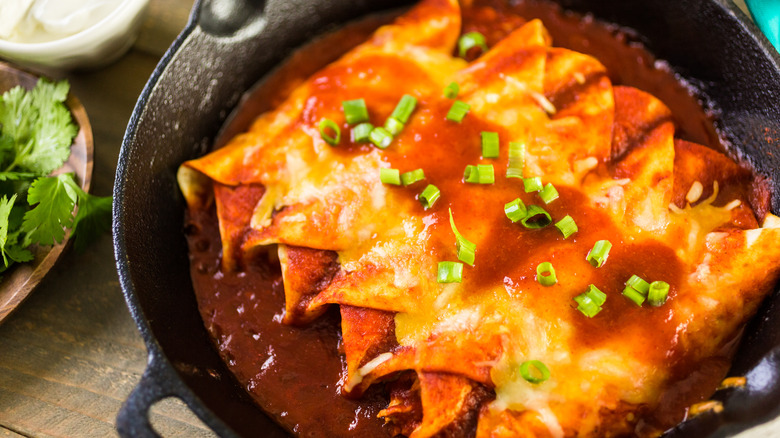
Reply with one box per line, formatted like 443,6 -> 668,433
744,0 -> 780,51
197,0 -> 268,37
116,351 -> 178,438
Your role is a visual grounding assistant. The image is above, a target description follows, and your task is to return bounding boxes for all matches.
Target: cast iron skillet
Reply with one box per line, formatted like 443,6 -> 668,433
113,0 -> 780,436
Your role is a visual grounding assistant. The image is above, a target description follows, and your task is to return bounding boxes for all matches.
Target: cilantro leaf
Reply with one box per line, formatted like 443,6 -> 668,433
22,104 -> 75,174
0,79 -> 76,174
0,86 -> 33,143
0,195 -> 31,267
3,234 -> 33,265
22,174 -> 78,246
19,80 -> 77,174
0,134 -> 14,162
0,194 -> 16,266
0,171 -> 35,181
30,78 -> 69,106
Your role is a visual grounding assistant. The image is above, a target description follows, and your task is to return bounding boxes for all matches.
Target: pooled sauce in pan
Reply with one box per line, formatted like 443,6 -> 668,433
188,205 -> 391,436
186,1 -> 737,436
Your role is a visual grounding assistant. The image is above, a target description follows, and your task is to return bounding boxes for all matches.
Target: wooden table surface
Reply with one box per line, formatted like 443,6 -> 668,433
0,1 -> 216,437
0,1 -> 778,438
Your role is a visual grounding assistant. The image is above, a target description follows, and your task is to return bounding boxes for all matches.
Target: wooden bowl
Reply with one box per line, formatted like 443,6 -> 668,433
0,62 -> 94,323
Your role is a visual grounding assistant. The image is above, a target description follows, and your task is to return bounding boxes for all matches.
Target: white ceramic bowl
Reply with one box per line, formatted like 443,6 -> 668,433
0,0 -> 150,72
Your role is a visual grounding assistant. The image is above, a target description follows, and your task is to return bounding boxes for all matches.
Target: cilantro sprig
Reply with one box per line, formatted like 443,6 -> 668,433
0,79 -> 111,274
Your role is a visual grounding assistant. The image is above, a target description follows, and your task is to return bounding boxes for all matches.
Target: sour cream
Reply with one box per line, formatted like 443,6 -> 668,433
0,0 -> 122,43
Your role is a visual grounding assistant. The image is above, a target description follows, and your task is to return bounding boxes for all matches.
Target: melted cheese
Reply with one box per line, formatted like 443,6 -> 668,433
178,1 -> 780,436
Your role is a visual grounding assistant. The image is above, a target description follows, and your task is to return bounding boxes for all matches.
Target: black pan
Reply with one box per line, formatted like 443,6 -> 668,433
113,0 -> 780,436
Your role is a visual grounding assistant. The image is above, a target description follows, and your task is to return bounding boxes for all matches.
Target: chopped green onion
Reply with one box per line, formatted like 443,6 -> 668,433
390,94 -> 417,124
586,240 -> 612,268
437,261 -> 463,283
523,177 -> 543,193
342,99 -> 369,124
622,286 -> 646,306
351,123 -> 373,143
444,82 -> 460,99
477,164 -> 495,184
574,293 -> 602,318
401,168 -> 425,186
507,142 -> 525,179
521,205 -> 552,229
458,31 -> 488,58
319,118 -> 341,145
456,246 -> 476,267
419,184 -> 441,209
539,183 -> 559,204
504,198 -> 527,223
369,127 -> 393,149
519,360 -> 550,384
626,275 -> 650,295
463,165 -> 480,183
446,100 -> 471,123
464,165 -> 495,184
574,285 -> 606,318
481,132 -> 499,158
536,262 -> 557,286
584,284 -> 606,306
648,281 -> 670,307
554,215 -> 578,239
379,168 -> 401,185
449,208 -> 477,266
384,117 -> 404,135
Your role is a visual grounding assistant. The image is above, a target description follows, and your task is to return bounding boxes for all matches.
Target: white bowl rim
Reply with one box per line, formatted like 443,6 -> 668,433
0,0 -> 150,52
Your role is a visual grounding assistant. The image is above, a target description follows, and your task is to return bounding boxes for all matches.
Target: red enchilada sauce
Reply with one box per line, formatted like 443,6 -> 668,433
185,1 -> 751,436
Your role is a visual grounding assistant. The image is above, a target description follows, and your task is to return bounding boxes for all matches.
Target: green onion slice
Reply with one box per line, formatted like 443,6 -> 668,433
585,284 -> 606,306
586,240 -> 612,268
342,99 -> 369,124
319,118 -> 341,145
626,274 -> 650,295
622,286 -> 646,306
463,165 -> 480,183
521,205 -> 551,229
369,127 -> 393,149
539,183 -> 559,204
384,117 -> 404,135
437,261 -> 463,283
351,123 -> 373,143
523,177 -> 543,193
446,100 -> 471,123
504,198 -> 527,223
519,360 -> 550,384
507,142 -> 525,179
379,168 -> 401,186
481,132 -> 499,158
464,165 -> 495,184
444,82 -> 460,99
554,215 -> 578,239
536,262 -> 557,286
458,31 -> 488,58
419,184 -> 441,209
401,168 -> 425,186
648,281 -> 670,307
574,293 -> 602,318
390,94 -> 417,124
449,208 -> 477,266
477,164 -> 495,184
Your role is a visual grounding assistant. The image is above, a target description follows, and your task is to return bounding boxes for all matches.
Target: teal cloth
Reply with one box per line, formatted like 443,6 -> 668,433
746,0 -> 780,52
